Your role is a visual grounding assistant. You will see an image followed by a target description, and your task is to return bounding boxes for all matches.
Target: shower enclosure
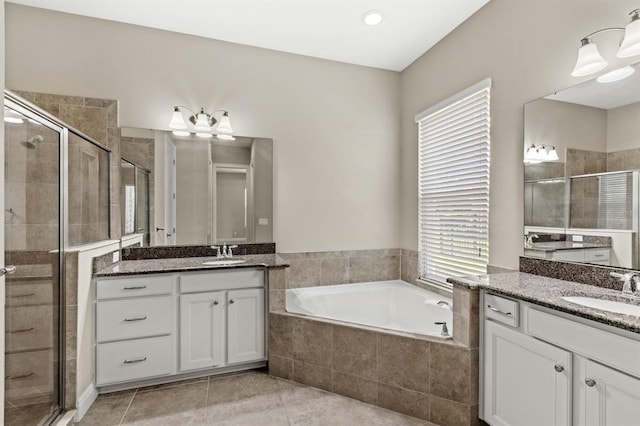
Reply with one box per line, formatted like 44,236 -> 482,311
3,91 -> 110,425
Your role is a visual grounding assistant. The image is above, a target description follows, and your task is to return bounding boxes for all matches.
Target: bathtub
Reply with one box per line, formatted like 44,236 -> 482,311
285,280 -> 453,338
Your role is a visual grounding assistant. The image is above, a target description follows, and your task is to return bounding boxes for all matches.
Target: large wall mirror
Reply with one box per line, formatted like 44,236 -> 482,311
523,60 -> 640,269
121,128 -> 273,247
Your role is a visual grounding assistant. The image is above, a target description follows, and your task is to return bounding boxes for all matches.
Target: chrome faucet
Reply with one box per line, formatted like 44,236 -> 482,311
525,234 -> 539,246
213,242 -> 239,258
437,301 -> 453,311
610,271 -> 640,297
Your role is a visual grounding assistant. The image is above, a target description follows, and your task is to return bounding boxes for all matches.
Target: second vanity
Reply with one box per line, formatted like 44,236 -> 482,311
93,253 -> 287,391
449,272 -> 640,426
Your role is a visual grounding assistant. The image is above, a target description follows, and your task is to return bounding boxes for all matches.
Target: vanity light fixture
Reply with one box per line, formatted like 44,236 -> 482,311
524,144 -> 559,162
596,65 -> 636,83
571,9 -> 640,77
168,106 -> 234,139
362,10 -> 384,26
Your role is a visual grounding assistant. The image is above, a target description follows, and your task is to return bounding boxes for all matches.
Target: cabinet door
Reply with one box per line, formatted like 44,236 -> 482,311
227,288 -> 264,364
179,291 -> 226,371
484,320 -> 572,426
583,359 -> 640,426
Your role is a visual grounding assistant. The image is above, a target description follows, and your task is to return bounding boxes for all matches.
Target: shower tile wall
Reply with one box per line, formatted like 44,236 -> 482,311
13,90 -> 121,241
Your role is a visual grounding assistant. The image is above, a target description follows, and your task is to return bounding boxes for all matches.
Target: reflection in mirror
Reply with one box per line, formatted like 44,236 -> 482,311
524,60 -> 640,269
120,128 -> 273,246
120,158 -> 151,245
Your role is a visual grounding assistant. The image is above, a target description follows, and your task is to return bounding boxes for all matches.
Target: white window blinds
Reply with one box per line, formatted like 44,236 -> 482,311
415,79 -> 491,287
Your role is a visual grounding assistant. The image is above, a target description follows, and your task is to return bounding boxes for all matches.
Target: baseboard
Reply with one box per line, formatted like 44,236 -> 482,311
75,383 -> 98,422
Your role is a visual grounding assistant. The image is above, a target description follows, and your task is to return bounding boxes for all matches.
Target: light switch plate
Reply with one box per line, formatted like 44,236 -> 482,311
573,235 -> 583,242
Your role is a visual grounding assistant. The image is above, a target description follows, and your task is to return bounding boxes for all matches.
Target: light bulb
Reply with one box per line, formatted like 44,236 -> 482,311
168,107 -> 187,130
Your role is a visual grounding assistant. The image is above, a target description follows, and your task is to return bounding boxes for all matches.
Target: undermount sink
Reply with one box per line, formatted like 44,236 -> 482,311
562,296 -> 640,316
202,259 -> 246,266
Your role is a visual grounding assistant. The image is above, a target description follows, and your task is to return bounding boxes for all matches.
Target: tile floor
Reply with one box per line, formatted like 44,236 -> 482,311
78,371 -> 435,425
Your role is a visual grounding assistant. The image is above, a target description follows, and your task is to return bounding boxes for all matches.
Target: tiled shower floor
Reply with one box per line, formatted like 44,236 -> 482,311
78,371 -> 435,425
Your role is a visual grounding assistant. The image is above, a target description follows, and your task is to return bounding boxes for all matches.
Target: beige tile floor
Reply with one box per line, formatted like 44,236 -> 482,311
78,371 -> 435,426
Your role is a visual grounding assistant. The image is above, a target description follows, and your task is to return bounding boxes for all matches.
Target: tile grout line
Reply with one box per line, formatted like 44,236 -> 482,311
118,389 -> 138,425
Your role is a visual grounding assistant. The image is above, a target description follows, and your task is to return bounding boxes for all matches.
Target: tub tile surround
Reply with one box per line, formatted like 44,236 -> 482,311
268,312 -> 480,425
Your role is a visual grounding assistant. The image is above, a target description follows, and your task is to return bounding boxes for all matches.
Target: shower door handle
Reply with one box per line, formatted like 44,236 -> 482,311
0,265 -> 16,276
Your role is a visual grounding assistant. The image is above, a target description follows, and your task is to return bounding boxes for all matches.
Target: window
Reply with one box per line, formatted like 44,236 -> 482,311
415,79 -> 491,290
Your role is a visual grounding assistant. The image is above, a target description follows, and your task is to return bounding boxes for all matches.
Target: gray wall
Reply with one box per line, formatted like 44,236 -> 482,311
399,0 -> 640,269
5,3 -> 401,253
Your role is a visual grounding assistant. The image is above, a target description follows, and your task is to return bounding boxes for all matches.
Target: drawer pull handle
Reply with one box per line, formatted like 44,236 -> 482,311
554,364 -> 564,373
123,316 -> 147,322
213,301 -> 219,306
585,378 -> 596,387
593,254 -> 604,257
7,327 -> 34,334
123,357 -> 147,364
123,285 -> 147,290
487,305 -> 512,316
6,372 -> 34,380
229,299 -> 235,304
10,293 -> 35,298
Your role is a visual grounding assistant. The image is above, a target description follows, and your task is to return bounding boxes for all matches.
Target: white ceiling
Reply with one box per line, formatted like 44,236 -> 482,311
6,0 -> 489,71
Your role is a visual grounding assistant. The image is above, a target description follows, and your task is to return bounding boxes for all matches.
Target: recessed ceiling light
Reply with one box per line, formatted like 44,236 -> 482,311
596,65 -> 635,83
362,10 -> 384,26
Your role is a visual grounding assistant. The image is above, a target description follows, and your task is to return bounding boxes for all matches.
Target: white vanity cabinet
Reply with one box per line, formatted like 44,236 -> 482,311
95,274 -> 176,386
95,267 -> 266,388
481,291 -> 640,426
179,291 -> 226,371
484,320 -> 571,426
178,269 -> 265,372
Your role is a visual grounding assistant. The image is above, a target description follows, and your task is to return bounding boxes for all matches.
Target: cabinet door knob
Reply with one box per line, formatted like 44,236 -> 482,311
554,364 -> 564,373
213,301 -> 219,306
585,378 -> 596,387
229,299 -> 235,304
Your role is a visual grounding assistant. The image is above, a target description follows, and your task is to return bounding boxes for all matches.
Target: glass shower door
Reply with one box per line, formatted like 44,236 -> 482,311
4,104 -> 62,425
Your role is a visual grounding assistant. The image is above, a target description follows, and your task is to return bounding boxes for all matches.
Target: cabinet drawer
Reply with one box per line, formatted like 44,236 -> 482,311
6,305 -> 54,352
584,248 -> 610,262
526,309 -> 640,378
552,250 -> 584,262
5,349 -> 53,397
485,293 -> 519,327
97,275 -> 174,300
97,296 -> 172,342
6,280 -> 53,307
96,336 -> 173,385
180,269 -> 263,293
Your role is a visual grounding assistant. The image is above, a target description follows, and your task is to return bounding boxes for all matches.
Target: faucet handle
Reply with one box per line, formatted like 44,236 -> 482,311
227,245 -> 238,257
211,245 -> 222,258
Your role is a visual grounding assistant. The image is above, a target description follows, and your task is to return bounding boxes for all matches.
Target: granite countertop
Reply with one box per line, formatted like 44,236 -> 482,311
94,253 -> 289,277
524,241 -> 611,252
447,272 -> 640,334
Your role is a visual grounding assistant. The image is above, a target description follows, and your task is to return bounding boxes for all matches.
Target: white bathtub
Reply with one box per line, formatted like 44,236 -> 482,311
285,280 -> 453,338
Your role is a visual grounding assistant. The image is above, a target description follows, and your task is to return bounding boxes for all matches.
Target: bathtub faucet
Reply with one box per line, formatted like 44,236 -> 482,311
437,301 -> 453,311
434,321 -> 449,337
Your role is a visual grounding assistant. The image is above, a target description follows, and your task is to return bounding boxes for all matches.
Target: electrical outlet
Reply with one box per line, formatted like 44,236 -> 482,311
113,251 -> 120,263
573,235 -> 583,242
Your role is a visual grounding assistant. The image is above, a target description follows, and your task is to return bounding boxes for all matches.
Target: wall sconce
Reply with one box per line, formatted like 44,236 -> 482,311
168,106 -> 235,140
571,9 -> 640,79
524,144 -> 559,163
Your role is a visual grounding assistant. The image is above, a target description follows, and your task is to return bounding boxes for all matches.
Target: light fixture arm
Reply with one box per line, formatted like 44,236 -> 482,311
580,27 -> 625,44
